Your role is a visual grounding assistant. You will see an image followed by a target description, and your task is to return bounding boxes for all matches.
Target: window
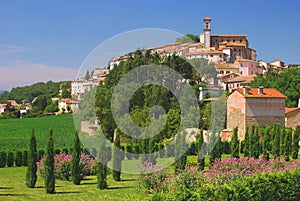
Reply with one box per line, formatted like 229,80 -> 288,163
251,71 -> 253,74
233,39 -> 236,42
220,71 -> 224,74
226,71 -> 230,74
240,71 -> 243,75
227,39 -> 230,42
206,22 -> 209,29
240,63 -> 243,67
240,39 -> 242,43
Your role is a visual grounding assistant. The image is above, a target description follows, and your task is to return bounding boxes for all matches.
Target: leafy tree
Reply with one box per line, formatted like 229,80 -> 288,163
176,34 -> 200,43
113,130 -> 122,181
197,129 -> 205,170
189,58 -> 217,84
71,131 -> 81,185
250,68 -> 300,107
26,129 -> 37,188
85,70 -> 91,80
44,129 -> 55,194
231,127 -> 240,158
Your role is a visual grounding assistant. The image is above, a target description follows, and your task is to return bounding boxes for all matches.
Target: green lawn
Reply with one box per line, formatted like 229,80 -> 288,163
0,167 -> 147,201
0,114 -> 76,152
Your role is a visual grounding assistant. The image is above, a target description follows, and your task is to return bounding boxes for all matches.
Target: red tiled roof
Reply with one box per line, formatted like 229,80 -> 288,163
235,88 -> 287,99
226,75 -> 256,84
285,108 -> 300,114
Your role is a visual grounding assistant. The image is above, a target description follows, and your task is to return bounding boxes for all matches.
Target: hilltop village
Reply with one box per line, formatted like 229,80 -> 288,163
1,17 -> 299,140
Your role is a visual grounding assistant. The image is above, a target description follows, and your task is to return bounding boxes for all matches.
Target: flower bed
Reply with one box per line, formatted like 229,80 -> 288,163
138,157 -> 300,200
37,152 -> 97,180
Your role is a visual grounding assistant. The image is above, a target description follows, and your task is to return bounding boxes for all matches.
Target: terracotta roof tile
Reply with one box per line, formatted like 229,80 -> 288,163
235,88 -> 287,99
285,108 -> 300,114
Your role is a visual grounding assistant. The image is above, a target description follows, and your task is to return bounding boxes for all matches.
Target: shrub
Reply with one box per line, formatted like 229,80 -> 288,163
0,151 -> 7,168
54,149 -> 61,155
7,152 -> 14,167
15,151 -> 23,167
37,152 -> 97,180
189,142 -> 198,156
158,143 -> 165,158
62,148 -> 69,154
38,150 -> 45,161
126,144 -> 133,160
23,151 -> 28,166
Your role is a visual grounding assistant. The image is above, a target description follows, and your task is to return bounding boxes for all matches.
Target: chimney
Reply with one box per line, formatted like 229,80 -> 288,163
258,86 -> 264,94
244,86 -> 250,94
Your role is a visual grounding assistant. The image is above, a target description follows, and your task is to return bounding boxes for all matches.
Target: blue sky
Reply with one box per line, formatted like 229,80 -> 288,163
0,0 -> 299,90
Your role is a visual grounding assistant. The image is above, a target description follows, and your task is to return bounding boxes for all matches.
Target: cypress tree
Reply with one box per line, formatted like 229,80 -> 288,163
174,131 -> 188,172
253,126 -> 260,159
97,131 -> 108,190
280,127 -> 286,155
284,128 -> 292,161
71,130 -> 81,185
26,129 -> 37,188
7,152 -> 14,167
262,127 -> 271,161
272,124 -> 280,158
244,127 -> 250,157
113,130 -> 122,181
231,127 -> 240,158
209,134 -> 222,164
197,129 -> 205,170
0,151 -> 7,168
44,129 -> 55,194
292,126 -> 299,160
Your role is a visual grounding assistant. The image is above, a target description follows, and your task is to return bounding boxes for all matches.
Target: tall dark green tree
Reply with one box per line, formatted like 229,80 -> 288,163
97,131 -> 108,190
26,129 -> 37,188
175,131 -> 188,171
284,128 -> 292,161
262,127 -> 271,161
272,124 -> 281,158
250,125 -> 260,159
113,130 -> 122,181
71,130 -> 81,185
244,127 -> 250,157
197,129 -> 205,170
230,127 -> 240,158
209,134 -> 222,164
44,129 -> 55,194
292,126 -> 299,160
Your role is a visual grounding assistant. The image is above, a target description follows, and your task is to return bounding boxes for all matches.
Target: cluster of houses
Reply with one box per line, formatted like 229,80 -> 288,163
0,100 -> 32,115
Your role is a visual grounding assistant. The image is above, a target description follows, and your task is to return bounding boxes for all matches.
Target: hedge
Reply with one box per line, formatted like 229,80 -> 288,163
194,168 -> 300,201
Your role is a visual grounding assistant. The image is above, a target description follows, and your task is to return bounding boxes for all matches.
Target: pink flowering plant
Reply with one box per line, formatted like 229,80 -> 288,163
37,152 -> 97,181
137,157 -> 300,200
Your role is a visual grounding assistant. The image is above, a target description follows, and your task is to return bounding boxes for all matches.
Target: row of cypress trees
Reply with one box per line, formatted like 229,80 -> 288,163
25,129 -> 82,194
232,125 -> 299,161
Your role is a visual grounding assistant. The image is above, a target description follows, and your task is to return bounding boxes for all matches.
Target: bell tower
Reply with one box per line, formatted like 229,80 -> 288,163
203,17 -> 211,49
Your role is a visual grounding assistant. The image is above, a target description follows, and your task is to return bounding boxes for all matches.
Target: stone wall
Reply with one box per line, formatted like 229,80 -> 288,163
286,109 -> 300,128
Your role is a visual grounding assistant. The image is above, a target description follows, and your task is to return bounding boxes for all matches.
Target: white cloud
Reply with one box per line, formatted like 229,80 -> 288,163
0,44 -> 37,54
0,60 -> 77,90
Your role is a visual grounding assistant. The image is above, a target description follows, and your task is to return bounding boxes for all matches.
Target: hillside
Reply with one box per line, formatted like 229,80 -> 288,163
0,81 -> 61,103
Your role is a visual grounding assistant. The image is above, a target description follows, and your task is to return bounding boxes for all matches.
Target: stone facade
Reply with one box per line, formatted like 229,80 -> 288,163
226,87 -> 286,141
285,108 -> 300,128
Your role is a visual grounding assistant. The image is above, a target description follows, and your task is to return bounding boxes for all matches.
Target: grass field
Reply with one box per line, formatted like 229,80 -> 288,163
0,114 -> 76,152
0,167 -> 147,201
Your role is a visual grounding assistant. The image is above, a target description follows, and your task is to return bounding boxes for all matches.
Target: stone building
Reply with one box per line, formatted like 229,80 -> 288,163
285,107 -> 300,128
226,87 -> 286,141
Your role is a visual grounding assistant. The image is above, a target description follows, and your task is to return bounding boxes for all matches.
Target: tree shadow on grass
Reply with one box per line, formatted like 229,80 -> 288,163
107,186 -> 133,190
80,182 -> 97,186
55,191 -> 82,194
0,187 -> 13,189
0,193 -> 25,196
